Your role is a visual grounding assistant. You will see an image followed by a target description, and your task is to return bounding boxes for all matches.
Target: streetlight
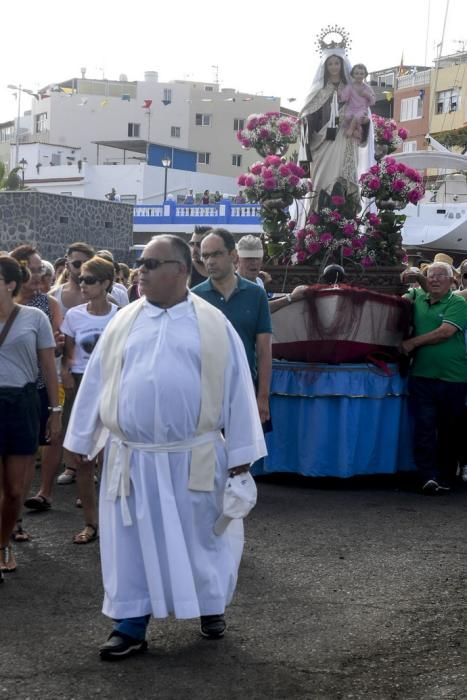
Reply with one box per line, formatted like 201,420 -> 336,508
7,84 -> 38,166
162,157 -> 171,202
19,158 -> 27,186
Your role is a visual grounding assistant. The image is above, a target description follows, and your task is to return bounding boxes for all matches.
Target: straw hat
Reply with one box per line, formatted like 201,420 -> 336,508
433,253 -> 454,267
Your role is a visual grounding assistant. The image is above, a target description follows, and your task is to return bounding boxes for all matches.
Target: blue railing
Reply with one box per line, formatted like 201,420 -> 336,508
133,199 -> 261,226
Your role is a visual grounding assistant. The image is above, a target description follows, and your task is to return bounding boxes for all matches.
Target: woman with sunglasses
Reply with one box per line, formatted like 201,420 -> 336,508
0,256 -> 61,575
9,245 -> 64,534
61,256 -> 118,544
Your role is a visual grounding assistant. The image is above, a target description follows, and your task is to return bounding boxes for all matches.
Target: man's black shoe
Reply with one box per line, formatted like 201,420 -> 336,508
200,614 -> 226,639
99,631 -> 148,661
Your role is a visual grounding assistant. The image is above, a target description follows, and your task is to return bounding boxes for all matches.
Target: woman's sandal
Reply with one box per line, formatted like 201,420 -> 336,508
10,519 -> 31,543
73,524 -> 98,545
0,545 -> 17,573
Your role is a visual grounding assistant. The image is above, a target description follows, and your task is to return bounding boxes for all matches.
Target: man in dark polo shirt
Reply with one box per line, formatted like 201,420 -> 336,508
401,262 -> 467,494
188,225 -> 211,288
192,228 -> 272,424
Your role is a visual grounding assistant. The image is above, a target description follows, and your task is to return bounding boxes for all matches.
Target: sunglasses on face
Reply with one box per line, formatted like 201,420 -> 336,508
78,275 -> 99,285
138,258 -> 181,270
69,260 -> 84,269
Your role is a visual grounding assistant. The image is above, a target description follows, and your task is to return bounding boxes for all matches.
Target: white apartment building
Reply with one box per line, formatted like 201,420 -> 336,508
2,71 -> 290,179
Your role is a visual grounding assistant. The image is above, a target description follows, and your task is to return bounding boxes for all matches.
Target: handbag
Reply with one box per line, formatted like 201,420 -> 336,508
0,305 -> 20,348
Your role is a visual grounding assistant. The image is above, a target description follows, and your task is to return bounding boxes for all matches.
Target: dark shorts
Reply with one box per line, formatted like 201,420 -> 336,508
0,383 -> 40,456
38,386 -> 49,446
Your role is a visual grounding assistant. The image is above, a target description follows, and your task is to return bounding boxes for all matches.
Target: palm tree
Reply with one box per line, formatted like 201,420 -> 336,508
0,161 -> 23,190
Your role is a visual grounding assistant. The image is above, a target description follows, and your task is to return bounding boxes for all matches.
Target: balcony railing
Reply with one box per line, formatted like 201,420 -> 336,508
397,70 -> 431,89
133,200 -> 261,226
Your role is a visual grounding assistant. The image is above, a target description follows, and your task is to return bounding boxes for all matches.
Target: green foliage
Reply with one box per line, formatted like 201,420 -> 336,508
432,126 -> 467,151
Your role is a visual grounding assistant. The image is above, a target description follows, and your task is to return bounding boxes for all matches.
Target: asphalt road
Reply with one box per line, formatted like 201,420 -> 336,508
1,473 -> 466,700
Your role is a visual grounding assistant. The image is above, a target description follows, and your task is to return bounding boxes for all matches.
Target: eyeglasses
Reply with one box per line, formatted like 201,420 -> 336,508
200,251 -> 226,261
188,241 -> 201,248
68,260 -> 84,269
427,274 -> 449,280
137,258 -> 181,270
78,275 -> 99,285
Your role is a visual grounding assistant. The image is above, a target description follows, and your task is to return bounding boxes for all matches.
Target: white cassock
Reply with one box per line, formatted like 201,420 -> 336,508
64,297 -> 267,621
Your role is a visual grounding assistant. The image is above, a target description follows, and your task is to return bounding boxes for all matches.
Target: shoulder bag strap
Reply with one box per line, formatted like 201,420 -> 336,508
0,305 -> 20,348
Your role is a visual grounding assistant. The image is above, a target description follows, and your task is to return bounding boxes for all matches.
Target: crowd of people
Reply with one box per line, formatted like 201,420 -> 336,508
1,228 -> 467,659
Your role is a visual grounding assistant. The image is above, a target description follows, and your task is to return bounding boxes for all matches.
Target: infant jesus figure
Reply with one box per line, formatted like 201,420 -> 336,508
339,63 -> 376,141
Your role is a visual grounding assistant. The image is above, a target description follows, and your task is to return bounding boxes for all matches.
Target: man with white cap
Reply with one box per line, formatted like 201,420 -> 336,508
236,235 -> 265,287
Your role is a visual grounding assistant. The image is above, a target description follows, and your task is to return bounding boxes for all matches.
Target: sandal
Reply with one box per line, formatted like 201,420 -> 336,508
11,519 -> 31,543
73,524 -> 98,545
0,545 -> 17,573
57,467 -> 76,485
24,494 -> 52,511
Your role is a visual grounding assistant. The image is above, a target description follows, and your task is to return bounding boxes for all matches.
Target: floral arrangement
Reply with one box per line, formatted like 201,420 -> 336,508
359,157 -> 425,207
238,156 -> 312,254
291,196 -> 374,267
372,115 -> 408,155
237,112 -> 299,157
238,156 -> 311,202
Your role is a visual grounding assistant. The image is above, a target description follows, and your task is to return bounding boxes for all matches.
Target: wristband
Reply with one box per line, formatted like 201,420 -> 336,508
48,406 -> 63,413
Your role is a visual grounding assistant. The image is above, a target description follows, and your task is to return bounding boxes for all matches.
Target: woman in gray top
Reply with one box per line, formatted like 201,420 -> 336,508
0,256 -> 61,576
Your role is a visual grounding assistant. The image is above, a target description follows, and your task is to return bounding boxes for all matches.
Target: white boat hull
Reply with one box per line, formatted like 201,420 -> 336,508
401,202 -> 467,253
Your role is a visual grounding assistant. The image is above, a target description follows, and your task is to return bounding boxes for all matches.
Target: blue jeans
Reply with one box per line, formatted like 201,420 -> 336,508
113,615 -> 150,640
408,376 -> 467,485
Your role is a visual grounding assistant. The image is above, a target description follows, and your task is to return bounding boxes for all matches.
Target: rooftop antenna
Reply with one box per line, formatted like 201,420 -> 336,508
211,65 -> 219,85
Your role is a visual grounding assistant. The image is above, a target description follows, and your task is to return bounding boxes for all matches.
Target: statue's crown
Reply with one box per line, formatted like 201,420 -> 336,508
316,26 -> 351,55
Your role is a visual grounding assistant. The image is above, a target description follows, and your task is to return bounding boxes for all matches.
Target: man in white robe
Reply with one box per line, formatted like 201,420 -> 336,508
64,235 -> 267,660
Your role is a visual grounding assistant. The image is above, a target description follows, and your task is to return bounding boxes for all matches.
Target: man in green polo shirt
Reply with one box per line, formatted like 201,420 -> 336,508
401,262 -> 467,494
192,228 -> 272,425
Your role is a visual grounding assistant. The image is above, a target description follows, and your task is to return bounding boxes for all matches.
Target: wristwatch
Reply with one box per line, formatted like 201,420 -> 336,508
48,405 -> 63,413
286,294 -> 292,304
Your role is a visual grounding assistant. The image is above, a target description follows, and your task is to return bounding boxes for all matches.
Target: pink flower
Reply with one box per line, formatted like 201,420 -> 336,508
244,175 -> 256,187
237,174 -> 247,186
330,210 -> 341,221
351,238 -> 365,249
246,117 -> 258,130
240,138 -> 252,148
288,219 -> 297,230
264,155 -> 282,167
385,164 -> 398,175
392,179 -> 406,192
307,213 -> 321,225
250,162 -> 263,175
331,195 -> 345,206
368,178 -> 381,190
296,249 -> 308,263
278,121 -> 292,135
295,228 -> 307,240
367,213 -> 381,226
361,256 -> 374,268
288,175 -> 300,187
369,165 -> 380,175
258,116 -> 268,126
320,232 -> 333,245
396,163 -> 406,173
343,223 -> 355,235
279,164 -> 291,176
262,168 -> 274,180
383,129 -> 393,142
288,162 -> 305,177
408,189 -> 422,204
263,178 -> 277,190
342,247 -> 354,257
385,157 -> 396,166
307,241 -> 322,255
259,128 -> 270,139
398,128 -> 408,140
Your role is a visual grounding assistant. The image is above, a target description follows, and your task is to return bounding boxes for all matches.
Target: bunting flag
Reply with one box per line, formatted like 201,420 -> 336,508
100,99 -> 108,108
242,97 -> 253,101
78,99 -> 88,107
224,97 -> 236,102
142,99 -> 153,109
61,87 -> 74,95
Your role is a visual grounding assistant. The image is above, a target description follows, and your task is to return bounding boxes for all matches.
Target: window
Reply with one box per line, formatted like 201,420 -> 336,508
234,118 -> 245,131
378,73 -> 394,88
205,86 -> 214,92
402,140 -> 417,153
171,126 -> 181,138
198,152 -> 211,165
195,113 -> 212,126
128,122 -> 140,137
0,125 -> 14,142
232,154 -> 242,167
436,89 -> 459,114
163,88 -> 172,104
400,96 -> 423,121
35,112 -> 48,133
